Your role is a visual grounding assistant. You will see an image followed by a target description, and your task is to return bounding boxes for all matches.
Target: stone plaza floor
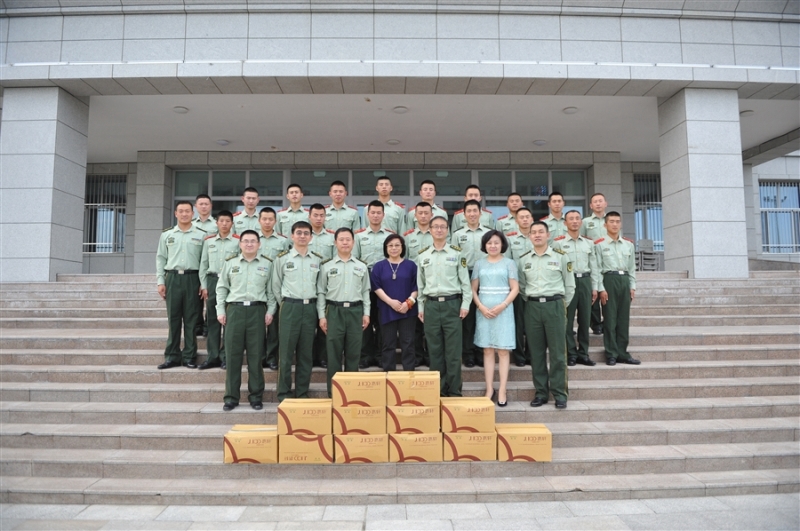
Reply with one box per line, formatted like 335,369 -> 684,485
0,493 -> 798,530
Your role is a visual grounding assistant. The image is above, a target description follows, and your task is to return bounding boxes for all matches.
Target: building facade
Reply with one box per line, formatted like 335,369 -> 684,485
1,1 -> 798,281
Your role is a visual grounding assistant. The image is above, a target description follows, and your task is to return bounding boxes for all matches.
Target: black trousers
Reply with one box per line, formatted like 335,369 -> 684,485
380,316 -> 416,372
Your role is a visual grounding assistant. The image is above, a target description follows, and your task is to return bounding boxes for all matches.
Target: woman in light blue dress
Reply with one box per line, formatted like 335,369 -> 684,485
471,230 -> 519,407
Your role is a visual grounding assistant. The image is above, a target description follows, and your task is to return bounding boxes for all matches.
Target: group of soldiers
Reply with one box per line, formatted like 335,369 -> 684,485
156,177 -> 639,411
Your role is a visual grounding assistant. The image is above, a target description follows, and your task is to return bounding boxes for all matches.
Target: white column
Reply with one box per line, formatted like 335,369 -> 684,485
133,151 -> 172,274
658,88 -> 749,278
0,87 -> 89,282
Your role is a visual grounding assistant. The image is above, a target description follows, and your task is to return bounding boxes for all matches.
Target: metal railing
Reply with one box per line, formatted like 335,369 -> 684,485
761,208 -> 800,253
83,175 -> 127,254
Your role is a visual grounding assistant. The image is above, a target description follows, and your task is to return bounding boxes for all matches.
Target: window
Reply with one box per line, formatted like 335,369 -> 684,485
84,175 -> 126,253
634,173 -> 663,251
760,181 -> 800,253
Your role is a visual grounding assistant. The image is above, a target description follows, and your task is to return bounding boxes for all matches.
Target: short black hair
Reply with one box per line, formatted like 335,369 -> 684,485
516,207 -> 532,217
382,233 -> 407,258
287,183 -> 303,193
291,221 -> 312,234
590,192 -> 606,200
335,227 -> 354,240
239,229 -> 259,241
565,209 -> 582,220
243,187 -> 259,195
216,209 -> 233,221
367,200 -> 385,212
430,216 -> 448,228
330,180 -> 347,190
605,211 -> 621,220
507,192 -> 522,201
419,179 -> 436,191
376,176 -> 392,184
531,220 -> 549,232
480,230 -> 509,254
463,199 -> 481,211
259,207 -> 276,219
175,200 -> 193,209
415,201 -> 433,211
195,194 -> 211,202
309,203 -> 326,214
464,184 -> 481,194
548,191 -> 564,201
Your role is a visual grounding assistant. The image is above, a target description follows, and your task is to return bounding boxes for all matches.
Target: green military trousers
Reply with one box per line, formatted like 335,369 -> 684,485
325,303 -> 363,397
163,271 -> 201,364
511,294 -> 530,365
205,275 -> 224,364
524,297 -> 568,402
224,303 -> 266,405
277,300 -> 317,402
424,298 -> 463,397
263,303 -> 280,366
566,275 -> 592,363
602,273 -> 633,362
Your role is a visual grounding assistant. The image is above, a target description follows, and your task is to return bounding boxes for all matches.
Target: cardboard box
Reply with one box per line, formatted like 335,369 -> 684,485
277,399 -> 332,435
386,405 -> 440,434
278,434 -> 334,464
389,433 -> 443,463
331,372 -> 386,407
440,397 -> 496,433
442,432 -> 497,462
223,425 -> 279,464
332,406 -> 386,435
386,371 -> 440,406
334,434 -> 388,463
495,423 -> 552,462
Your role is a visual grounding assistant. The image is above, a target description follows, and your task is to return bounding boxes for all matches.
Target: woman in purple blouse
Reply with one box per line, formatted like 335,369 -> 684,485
370,234 -> 419,371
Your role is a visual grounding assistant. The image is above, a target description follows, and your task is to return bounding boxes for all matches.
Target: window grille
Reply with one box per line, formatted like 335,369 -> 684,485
634,173 -> 663,252
760,181 -> 800,253
83,174 -> 127,253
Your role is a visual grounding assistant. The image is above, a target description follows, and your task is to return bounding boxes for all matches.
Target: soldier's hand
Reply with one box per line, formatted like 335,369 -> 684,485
265,314 -> 274,326
599,291 -> 608,305
157,285 -> 166,300
591,290 -> 598,303
319,318 -> 328,334
362,316 -> 370,330
459,309 -> 469,320
418,313 -> 424,323
201,289 -> 208,301
218,315 -> 226,326
630,289 -> 635,301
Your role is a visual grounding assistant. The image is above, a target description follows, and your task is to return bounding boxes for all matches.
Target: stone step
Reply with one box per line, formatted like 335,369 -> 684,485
0,299 -> 166,309
1,376 -> 797,404
1,396 -> 796,426
3,468 -> 797,505
2,441 -> 797,481
631,294 -> 799,305
1,416 -> 796,452
633,304 -> 800,316
2,344 -> 796,366
635,287 -> 800,295
1,360 -> 797,385
0,290 -> 158,300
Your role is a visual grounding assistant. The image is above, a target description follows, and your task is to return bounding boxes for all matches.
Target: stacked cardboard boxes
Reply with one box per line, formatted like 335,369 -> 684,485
387,372 -> 442,462
440,397 -> 497,461
277,398 -> 334,464
331,372 -> 388,463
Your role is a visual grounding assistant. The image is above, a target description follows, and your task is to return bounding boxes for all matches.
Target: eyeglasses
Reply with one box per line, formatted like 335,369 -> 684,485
431,225 -> 448,230
293,231 -> 311,236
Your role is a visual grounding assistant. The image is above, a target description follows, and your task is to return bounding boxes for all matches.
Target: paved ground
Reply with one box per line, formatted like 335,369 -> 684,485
1,493 -> 797,530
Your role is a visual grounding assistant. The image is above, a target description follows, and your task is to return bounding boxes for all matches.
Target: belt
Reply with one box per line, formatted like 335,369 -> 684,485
166,269 -> 198,275
574,272 -> 591,278
206,272 -> 219,278
327,300 -> 362,307
284,297 -> 314,305
227,301 -> 266,307
604,271 -> 628,276
527,294 -> 564,303
427,294 -> 461,302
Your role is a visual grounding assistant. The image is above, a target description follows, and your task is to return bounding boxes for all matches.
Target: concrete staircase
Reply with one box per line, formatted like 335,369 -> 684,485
1,271 -> 798,505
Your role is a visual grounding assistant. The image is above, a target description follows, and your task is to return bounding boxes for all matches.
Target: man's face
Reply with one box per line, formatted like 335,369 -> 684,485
259,212 -> 276,233
216,216 -> 233,234
605,216 -> 622,236
530,224 -> 548,246
195,198 -> 212,217
239,234 -> 260,255
415,206 -> 433,227
516,210 -> 533,230
335,232 -> 354,254
175,204 -> 194,224
292,226 -> 312,248
242,192 -> 259,211
368,206 -> 385,227
431,219 -> 449,241
507,195 -> 523,214
309,208 -> 326,229
376,179 -> 393,197
329,185 -> 347,205
286,187 -> 303,204
464,189 -> 481,202
566,212 -> 582,231
549,195 -> 565,215
591,195 -> 607,215
419,184 -> 436,202
465,205 -> 480,225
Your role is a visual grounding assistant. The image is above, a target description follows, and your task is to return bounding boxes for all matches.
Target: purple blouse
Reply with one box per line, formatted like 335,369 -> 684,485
370,259 -> 419,325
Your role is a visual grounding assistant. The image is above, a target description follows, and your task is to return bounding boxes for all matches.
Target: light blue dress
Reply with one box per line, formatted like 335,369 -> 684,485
472,257 -> 517,350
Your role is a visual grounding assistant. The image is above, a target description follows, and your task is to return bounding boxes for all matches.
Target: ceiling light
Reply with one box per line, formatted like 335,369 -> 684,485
392,106 -> 408,114
739,110 -> 755,117
386,139 -> 401,145
173,106 -> 189,114
215,139 -> 230,146
436,171 -> 449,178
373,171 -> 386,177
314,171 -> 326,177
533,140 -> 547,146
562,107 -> 579,114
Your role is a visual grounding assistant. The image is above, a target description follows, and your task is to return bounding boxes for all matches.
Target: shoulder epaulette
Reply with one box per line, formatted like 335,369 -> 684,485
355,228 -> 366,233
311,251 -> 323,259
233,211 -> 242,216
519,250 -> 532,258
260,254 -> 273,262
348,205 -> 357,210
277,250 -> 290,258
579,235 -> 592,241
355,257 -> 368,266
450,244 -> 462,252
540,215 -> 550,221
594,238 -> 605,244
321,258 -> 332,265
277,207 -> 288,212
418,246 -> 430,254
326,228 -> 335,234
553,248 -> 565,255
454,208 -> 464,215
403,229 -> 415,236
395,201 -> 405,208
325,204 -> 332,208
192,217 -> 199,222
225,254 -> 238,261
623,237 -> 634,243
196,227 -> 207,233
498,214 -> 508,220
162,227 -> 172,232
386,229 -> 396,234
232,234 -> 240,239
277,233 -> 288,238
303,207 -> 309,212
482,208 -> 492,213
204,234 -> 216,240
553,235 -> 566,241
506,231 -> 518,236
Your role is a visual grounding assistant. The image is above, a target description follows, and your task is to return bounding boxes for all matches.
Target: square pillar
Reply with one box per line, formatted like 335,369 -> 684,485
0,87 -> 89,282
658,88 -> 748,278
133,151 -> 172,274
